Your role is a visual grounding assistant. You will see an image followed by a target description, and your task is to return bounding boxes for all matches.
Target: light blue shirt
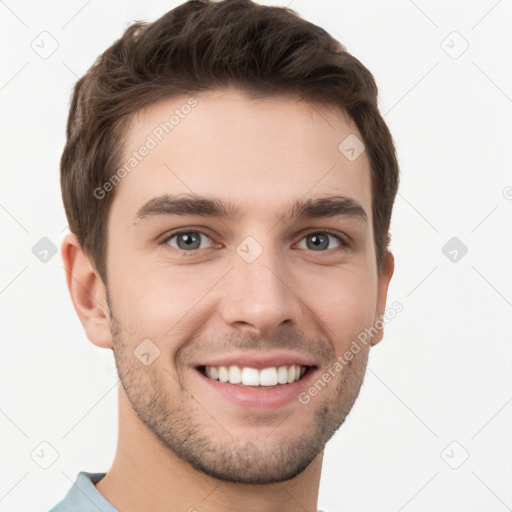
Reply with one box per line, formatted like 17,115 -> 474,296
49,470 -> 328,511
49,472 -> 116,511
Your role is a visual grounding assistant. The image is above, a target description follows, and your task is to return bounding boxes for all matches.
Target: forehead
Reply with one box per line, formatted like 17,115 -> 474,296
111,89 -> 372,225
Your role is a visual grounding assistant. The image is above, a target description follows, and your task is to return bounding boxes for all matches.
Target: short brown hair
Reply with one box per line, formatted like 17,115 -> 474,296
61,0 -> 399,283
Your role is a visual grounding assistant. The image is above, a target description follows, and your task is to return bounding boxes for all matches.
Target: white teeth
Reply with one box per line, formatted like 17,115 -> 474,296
218,366 -> 229,383
277,366 -> 289,384
228,365 -> 242,384
241,367 -> 260,386
287,365 -> 296,383
203,364 -> 307,386
259,367 -> 278,386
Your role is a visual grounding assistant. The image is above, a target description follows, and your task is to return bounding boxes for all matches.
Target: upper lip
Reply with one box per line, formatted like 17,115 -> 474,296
195,351 -> 318,370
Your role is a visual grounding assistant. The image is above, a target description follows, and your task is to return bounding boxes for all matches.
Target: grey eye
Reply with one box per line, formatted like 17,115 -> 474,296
297,233 -> 342,251
167,232 -> 212,251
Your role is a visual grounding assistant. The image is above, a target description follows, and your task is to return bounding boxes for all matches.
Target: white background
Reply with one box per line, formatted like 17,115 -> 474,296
1,1 -> 511,511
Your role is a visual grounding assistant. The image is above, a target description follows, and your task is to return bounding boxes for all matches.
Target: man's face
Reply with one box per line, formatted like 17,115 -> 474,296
104,89 -> 391,484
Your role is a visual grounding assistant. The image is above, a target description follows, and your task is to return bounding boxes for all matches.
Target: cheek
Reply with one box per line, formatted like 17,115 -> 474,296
303,268 -> 378,346
110,264 -> 221,337
109,250 -> 378,351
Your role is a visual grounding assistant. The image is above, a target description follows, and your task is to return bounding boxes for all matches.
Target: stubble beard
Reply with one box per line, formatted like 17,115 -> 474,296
108,302 -> 369,484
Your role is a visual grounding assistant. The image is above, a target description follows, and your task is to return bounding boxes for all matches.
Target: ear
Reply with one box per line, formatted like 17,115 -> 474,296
370,250 -> 395,347
61,233 -> 113,349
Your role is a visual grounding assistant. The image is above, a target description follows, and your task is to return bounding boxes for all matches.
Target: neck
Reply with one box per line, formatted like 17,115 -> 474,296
95,387 -> 323,512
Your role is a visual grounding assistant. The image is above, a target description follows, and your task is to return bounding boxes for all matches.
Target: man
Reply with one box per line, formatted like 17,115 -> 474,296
52,0 -> 398,510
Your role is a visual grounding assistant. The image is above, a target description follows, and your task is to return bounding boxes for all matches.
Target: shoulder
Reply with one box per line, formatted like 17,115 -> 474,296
48,471 -> 113,512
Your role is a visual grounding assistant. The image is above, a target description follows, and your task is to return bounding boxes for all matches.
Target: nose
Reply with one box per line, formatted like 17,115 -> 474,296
219,239 -> 303,337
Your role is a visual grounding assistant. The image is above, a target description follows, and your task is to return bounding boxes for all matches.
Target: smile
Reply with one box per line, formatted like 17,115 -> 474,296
199,364 -> 311,387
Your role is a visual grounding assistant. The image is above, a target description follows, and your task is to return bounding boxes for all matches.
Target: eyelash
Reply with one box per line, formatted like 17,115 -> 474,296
161,228 -> 349,256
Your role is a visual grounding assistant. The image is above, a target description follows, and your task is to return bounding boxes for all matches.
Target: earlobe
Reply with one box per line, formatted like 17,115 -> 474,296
370,250 -> 395,347
61,233 -> 113,349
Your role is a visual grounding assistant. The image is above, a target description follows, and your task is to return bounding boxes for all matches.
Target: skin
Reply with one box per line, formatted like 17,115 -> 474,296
62,88 -> 394,512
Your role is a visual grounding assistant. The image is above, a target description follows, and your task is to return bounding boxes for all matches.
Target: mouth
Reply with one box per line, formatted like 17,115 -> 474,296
191,352 -> 320,409
196,364 -> 314,388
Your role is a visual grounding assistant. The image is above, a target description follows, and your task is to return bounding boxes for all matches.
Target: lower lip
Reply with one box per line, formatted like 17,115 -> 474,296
193,367 -> 317,410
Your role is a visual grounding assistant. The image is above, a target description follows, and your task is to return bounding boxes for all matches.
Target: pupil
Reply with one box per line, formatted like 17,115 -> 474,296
179,233 -> 200,250
309,234 -> 328,251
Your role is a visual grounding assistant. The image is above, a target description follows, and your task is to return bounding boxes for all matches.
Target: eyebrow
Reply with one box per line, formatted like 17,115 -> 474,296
134,193 -> 368,225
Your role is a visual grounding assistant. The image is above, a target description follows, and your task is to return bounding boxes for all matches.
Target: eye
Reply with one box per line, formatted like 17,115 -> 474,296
161,228 -> 348,255
163,230 -> 215,251
296,230 -> 346,252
